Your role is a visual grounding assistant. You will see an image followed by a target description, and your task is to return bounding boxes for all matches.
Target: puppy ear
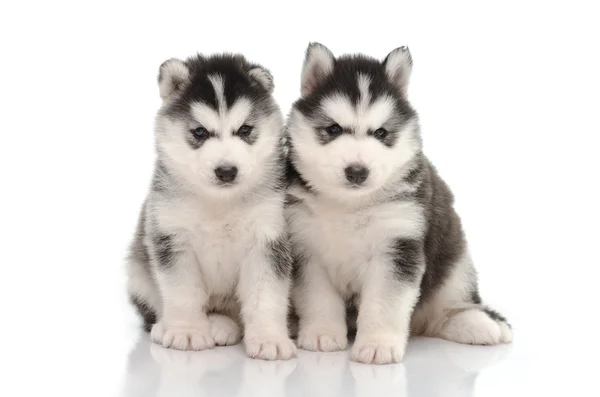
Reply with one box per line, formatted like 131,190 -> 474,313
158,58 -> 190,100
383,46 -> 413,96
301,42 -> 335,97
248,66 -> 275,94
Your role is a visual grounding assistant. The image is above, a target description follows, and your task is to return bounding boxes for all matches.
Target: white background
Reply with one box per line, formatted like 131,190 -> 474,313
1,1 -> 599,396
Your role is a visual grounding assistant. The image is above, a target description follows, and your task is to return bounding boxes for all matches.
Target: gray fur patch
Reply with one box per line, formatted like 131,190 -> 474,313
266,235 -> 293,279
152,232 -> 180,269
390,238 -> 424,283
126,204 -> 159,331
481,306 -> 510,327
127,204 -> 150,267
415,158 -> 468,304
130,295 -> 157,332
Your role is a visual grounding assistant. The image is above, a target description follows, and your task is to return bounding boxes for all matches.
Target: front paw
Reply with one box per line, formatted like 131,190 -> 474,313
245,334 -> 297,361
297,326 -> 348,352
151,320 -> 215,351
351,334 -> 406,364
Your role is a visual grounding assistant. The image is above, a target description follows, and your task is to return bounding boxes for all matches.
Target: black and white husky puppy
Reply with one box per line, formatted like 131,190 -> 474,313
285,43 -> 512,364
127,53 -> 295,360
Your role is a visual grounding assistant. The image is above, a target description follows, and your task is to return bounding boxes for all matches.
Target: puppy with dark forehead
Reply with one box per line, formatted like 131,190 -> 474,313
127,53 -> 295,360
286,43 -> 512,364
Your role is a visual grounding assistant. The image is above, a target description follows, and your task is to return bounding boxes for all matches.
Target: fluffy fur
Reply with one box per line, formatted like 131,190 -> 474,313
286,43 -> 512,364
126,53 -> 295,360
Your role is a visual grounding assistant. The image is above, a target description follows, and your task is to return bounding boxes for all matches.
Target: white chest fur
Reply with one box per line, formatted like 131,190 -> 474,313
155,194 -> 285,296
286,195 -> 424,296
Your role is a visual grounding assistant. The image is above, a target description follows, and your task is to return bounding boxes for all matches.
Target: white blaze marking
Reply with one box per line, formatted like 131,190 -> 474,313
208,74 -> 226,116
320,73 -> 395,136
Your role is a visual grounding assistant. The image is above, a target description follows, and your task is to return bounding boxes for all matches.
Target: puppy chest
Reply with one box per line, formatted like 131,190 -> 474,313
189,206 -> 283,293
290,200 -> 425,281
190,220 -> 256,294
302,213 -> 382,267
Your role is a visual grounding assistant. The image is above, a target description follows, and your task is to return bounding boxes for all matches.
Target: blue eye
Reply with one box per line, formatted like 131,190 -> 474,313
237,125 -> 253,136
192,126 -> 208,138
373,128 -> 388,139
326,124 -> 343,135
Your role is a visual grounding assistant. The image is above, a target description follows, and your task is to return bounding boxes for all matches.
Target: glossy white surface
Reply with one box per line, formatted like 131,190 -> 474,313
117,320 -> 595,397
122,334 -> 514,397
2,1 -> 599,396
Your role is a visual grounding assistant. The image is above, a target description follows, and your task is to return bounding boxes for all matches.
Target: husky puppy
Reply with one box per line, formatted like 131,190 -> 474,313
126,53 -> 295,360
286,43 -> 512,364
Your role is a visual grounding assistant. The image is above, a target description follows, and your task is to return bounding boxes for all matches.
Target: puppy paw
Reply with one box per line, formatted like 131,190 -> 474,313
297,327 -> 348,352
440,309 -> 511,345
245,334 -> 297,360
208,314 -> 242,346
151,320 -> 215,351
351,334 -> 406,364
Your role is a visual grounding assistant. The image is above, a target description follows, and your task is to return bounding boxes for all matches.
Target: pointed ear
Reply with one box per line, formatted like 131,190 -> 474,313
301,42 -> 335,97
383,46 -> 413,96
158,58 -> 190,100
248,66 -> 274,94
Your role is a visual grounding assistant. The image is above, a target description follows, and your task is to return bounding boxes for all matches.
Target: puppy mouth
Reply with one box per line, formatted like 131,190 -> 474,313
216,181 -> 236,187
346,182 -> 366,189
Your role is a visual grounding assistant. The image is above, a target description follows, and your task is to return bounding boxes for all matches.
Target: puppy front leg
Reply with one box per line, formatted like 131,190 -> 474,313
150,234 -> 213,351
352,239 -> 424,364
294,257 -> 348,352
238,237 -> 296,360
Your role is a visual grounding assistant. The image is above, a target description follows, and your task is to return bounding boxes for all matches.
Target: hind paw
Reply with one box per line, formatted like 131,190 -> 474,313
208,314 -> 242,346
441,309 -> 512,345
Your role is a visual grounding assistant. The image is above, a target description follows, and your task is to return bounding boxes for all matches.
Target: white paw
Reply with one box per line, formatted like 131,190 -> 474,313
441,309 -> 509,345
297,327 -> 348,352
245,334 -> 297,360
151,320 -> 215,351
351,334 -> 406,364
208,314 -> 241,346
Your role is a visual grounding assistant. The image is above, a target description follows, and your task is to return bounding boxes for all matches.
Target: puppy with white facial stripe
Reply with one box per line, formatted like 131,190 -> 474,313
286,43 -> 512,364
127,53 -> 295,360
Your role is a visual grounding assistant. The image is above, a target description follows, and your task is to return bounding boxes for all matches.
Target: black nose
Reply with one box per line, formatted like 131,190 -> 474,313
345,165 -> 369,185
215,166 -> 238,183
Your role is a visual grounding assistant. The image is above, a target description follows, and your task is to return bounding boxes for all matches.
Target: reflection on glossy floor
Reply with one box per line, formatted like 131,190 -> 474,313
121,333 -> 513,397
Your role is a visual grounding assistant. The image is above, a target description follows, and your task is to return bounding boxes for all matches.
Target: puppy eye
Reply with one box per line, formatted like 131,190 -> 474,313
237,125 -> 253,136
326,124 -> 343,136
373,128 -> 388,139
192,126 -> 208,138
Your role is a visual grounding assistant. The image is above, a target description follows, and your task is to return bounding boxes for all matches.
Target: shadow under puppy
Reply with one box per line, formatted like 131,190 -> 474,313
285,43 -> 512,364
127,53 -> 295,360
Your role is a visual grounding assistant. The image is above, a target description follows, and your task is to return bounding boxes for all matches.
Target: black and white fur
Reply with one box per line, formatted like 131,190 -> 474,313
126,54 -> 295,360
286,43 -> 512,364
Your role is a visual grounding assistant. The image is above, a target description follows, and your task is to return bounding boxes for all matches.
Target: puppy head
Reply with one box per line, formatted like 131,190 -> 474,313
155,54 -> 282,197
288,43 -> 421,199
